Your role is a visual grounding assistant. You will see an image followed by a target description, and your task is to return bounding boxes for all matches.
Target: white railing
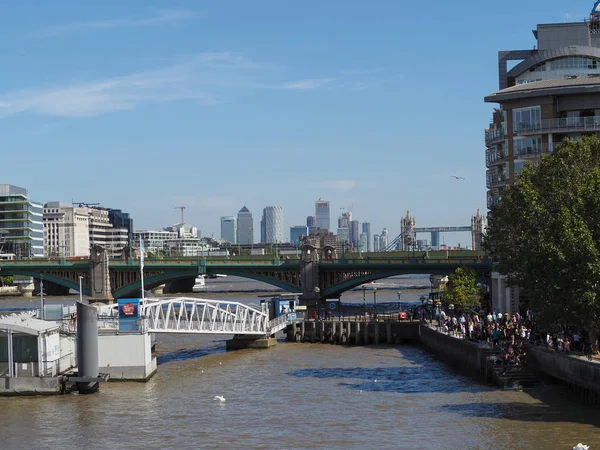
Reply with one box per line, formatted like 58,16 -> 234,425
142,297 -> 269,335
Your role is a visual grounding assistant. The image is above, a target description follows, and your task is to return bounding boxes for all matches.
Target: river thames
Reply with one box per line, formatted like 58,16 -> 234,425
0,276 -> 598,449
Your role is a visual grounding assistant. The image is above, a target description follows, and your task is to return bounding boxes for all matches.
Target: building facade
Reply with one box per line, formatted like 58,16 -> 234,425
43,202 -> 90,257
362,222 -> 371,252
482,15 -> 600,313
108,209 -> 134,247
485,18 -> 600,210
261,206 -> 284,244
133,230 -> 178,255
220,216 -> 236,244
315,200 -> 330,231
236,206 -> 254,245
0,185 -> 43,258
290,225 -> 308,246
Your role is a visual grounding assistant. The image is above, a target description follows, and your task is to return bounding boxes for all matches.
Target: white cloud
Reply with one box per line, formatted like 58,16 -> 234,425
0,53 -> 334,118
312,180 -> 358,191
35,9 -> 197,37
275,78 -> 335,90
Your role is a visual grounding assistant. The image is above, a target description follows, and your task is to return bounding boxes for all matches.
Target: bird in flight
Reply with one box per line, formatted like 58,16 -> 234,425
451,175 -> 465,180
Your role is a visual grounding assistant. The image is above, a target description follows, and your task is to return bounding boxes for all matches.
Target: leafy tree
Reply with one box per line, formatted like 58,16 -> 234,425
485,136 -> 600,335
1,276 -> 13,286
442,267 -> 481,311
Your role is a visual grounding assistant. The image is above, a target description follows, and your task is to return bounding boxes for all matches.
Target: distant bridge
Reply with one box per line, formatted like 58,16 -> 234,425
0,247 -> 491,303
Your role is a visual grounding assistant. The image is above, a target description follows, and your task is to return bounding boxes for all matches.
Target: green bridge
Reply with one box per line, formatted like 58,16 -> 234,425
0,247 -> 491,302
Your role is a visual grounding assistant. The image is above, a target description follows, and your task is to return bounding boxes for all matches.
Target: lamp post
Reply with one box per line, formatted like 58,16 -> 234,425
78,275 -> 83,303
427,298 -> 433,325
362,285 -> 367,320
397,291 -> 402,320
373,287 -> 378,321
314,286 -> 320,320
420,295 -> 425,321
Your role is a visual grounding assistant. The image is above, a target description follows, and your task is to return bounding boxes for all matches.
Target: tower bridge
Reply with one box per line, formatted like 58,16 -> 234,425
0,245 -> 491,305
384,210 -> 487,251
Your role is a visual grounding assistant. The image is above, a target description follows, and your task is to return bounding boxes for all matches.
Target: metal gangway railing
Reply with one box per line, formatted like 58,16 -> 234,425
141,297 -> 270,335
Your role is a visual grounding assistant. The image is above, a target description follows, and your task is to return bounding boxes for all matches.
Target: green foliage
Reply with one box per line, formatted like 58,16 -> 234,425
1,276 -> 14,285
485,136 -> 600,330
442,267 -> 481,310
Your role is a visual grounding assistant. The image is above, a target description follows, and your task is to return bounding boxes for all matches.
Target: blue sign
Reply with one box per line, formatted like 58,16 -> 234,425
117,298 -> 141,332
328,301 -> 338,311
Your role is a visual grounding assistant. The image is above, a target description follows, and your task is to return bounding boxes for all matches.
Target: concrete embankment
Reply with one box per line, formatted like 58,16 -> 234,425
526,345 -> 600,404
419,325 -> 492,380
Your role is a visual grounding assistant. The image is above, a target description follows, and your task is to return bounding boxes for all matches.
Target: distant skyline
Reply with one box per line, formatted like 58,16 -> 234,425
1,0 -> 591,246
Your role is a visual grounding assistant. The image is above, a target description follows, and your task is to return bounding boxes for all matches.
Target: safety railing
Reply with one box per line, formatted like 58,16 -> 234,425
516,116 -> 600,135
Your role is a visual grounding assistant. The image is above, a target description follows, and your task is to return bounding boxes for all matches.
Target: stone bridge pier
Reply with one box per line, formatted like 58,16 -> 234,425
88,245 -> 114,304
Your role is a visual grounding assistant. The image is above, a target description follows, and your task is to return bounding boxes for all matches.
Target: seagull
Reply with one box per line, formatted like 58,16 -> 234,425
573,444 -> 589,450
451,175 -> 465,180
214,395 -> 226,403
373,379 -> 378,383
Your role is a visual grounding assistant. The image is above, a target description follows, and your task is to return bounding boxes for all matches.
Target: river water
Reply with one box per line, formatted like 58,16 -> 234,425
0,277 -> 598,449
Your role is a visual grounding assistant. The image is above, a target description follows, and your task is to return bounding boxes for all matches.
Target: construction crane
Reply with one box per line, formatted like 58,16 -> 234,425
175,206 -> 186,224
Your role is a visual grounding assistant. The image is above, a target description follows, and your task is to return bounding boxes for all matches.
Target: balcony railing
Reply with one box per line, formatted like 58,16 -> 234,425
516,116 -> 600,135
486,150 -> 508,167
485,126 -> 506,146
487,195 -> 501,209
486,173 -> 509,189
514,143 -> 553,158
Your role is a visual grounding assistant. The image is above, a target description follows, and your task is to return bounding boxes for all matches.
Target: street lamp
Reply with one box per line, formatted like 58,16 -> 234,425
427,298 -> 433,325
397,291 -> 402,320
78,275 -> 83,303
362,285 -> 367,320
373,287 -> 378,321
420,295 -> 425,321
314,286 -> 320,320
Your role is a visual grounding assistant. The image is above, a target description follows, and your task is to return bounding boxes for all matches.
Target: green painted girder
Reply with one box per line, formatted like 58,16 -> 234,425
113,269 -> 198,298
0,270 -> 90,296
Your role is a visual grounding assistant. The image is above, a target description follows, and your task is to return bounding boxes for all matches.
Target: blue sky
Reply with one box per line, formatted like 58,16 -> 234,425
0,1 -> 594,245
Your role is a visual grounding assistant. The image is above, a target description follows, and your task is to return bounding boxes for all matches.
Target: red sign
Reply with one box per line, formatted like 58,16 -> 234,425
121,303 -> 135,316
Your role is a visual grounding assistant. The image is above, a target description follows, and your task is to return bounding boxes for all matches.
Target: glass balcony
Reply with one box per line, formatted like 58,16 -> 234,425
516,116 -> 600,136
486,173 -> 509,189
487,195 -> 501,209
514,143 -> 553,158
485,126 -> 506,146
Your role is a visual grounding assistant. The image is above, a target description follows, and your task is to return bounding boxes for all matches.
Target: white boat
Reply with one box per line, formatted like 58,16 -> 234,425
192,275 -> 206,292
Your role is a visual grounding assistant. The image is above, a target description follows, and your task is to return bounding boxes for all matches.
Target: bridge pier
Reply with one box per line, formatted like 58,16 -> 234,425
17,282 -> 35,298
89,245 -> 114,304
151,284 -> 166,296
225,335 -> 277,351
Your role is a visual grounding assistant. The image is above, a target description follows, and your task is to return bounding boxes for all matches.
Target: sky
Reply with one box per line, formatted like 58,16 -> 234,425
0,1 -> 594,246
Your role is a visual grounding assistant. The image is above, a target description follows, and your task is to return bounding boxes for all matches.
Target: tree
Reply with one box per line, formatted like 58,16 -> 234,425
485,136 -> 600,334
442,267 -> 481,311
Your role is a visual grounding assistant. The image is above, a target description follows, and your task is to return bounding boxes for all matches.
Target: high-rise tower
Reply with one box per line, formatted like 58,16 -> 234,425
315,200 -> 330,231
236,207 -> 254,245
261,206 -> 284,244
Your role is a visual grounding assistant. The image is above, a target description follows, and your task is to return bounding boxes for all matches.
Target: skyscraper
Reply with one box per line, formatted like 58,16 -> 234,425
220,216 -> 236,244
315,200 -> 330,231
261,206 -> 284,244
306,215 -> 317,234
236,206 -> 254,245
362,222 -> 371,252
349,220 -> 360,247
290,225 -> 308,245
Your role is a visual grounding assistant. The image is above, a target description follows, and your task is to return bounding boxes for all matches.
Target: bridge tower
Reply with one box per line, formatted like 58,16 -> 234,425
88,245 -> 114,304
400,210 -> 416,251
471,209 -> 487,251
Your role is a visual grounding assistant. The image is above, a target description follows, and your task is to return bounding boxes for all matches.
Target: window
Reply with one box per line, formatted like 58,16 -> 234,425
513,106 -> 541,132
514,137 -> 542,156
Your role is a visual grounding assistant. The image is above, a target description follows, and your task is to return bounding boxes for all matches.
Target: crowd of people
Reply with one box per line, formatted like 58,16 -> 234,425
432,309 -> 597,365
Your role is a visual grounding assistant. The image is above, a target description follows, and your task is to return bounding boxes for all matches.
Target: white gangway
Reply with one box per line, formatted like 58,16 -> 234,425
141,297 -> 292,336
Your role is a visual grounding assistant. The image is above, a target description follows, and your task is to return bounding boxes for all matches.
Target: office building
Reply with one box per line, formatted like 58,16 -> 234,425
315,200 -> 330,231
362,222 -> 371,252
108,209 -> 134,247
290,225 -> 308,245
359,232 -> 368,252
485,12 -> 600,209
349,220 -> 360,247
236,206 -> 254,245
373,234 -> 381,252
43,202 -> 90,257
261,206 -> 284,244
0,185 -> 43,257
133,230 -> 178,254
306,215 -> 317,234
220,216 -> 236,244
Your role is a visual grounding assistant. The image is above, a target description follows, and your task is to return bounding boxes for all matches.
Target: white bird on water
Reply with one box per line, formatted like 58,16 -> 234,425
573,444 -> 589,450
214,395 -> 226,403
